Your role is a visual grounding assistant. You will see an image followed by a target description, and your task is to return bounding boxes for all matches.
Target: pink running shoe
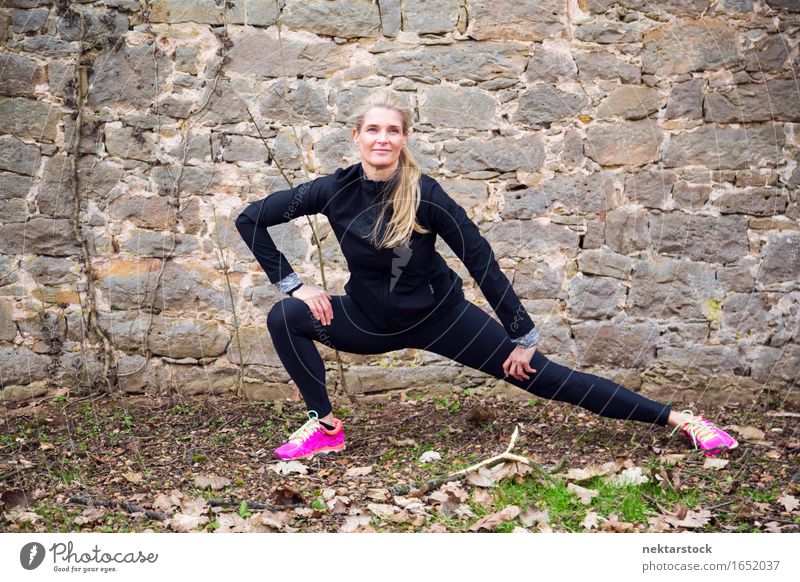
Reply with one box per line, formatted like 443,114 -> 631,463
671,410 -> 738,457
273,411 -> 345,461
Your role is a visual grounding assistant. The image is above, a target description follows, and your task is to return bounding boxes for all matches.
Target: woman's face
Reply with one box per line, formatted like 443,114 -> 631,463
352,107 -> 407,172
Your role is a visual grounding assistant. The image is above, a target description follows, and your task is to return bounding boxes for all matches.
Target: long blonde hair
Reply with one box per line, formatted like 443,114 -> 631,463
348,89 -> 430,249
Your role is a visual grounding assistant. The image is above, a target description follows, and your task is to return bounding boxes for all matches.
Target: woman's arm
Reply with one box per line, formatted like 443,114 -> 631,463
427,181 -> 539,348
235,174 -> 334,296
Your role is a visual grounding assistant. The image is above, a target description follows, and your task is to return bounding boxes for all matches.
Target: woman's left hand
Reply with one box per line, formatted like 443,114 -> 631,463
502,344 -> 538,381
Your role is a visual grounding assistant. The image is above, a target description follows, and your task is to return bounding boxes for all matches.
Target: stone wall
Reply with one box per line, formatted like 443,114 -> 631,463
1,0 -> 798,407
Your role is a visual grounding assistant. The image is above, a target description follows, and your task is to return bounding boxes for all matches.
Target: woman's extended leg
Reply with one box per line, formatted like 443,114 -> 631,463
407,300 -> 671,425
267,295 -> 406,418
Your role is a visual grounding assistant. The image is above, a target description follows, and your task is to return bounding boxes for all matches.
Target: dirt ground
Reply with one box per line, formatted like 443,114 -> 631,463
1,390 -> 798,533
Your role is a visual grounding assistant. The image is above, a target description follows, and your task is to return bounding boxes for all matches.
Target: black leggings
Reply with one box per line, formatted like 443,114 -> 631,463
266,295 -> 671,426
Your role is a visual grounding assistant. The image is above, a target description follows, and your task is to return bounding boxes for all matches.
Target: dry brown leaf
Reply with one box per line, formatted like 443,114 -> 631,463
345,465 -> 373,477
703,458 -> 729,470
764,521 -> 784,533
777,494 -> 798,512
439,482 -> 468,502
471,488 -> 494,509
419,451 -> 441,463
180,496 -> 209,517
599,514 -> 635,532
567,483 -> 599,505
607,466 -> 649,486
152,490 -> 183,513
647,514 -> 672,532
581,511 -> 600,530
564,461 -> 623,482
272,461 -> 309,475
272,485 -> 305,506
122,472 -> 142,484
389,437 -> 417,448
425,522 -> 449,532
367,488 -> 390,501
193,474 -> 232,491
512,526 -> 531,533
733,425 -> 765,441
214,513 -> 251,533
3,507 -> 41,525
469,505 -> 520,532
519,507 -> 549,528
327,496 -> 351,514
661,454 -> 686,466
339,512 -> 374,533
74,506 -> 107,526
466,466 -> 495,487
169,513 -> 208,532
765,450 -> 781,460
256,510 -> 293,531
664,508 -> 712,529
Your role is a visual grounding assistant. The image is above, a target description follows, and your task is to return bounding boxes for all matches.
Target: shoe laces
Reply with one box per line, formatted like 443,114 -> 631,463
288,411 -> 321,445
670,409 -> 716,448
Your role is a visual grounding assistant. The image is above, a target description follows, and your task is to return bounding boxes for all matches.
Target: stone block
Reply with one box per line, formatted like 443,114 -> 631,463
378,42 -> 528,82
283,0 -> 381,38
442,135 -> 544,174
643,19 -> 740,76
259,79 -> 331,126
0,135 -> 40,176
758,231 -> 800,286
419,86 -> 495,130
577,248 -> 632,280
0,218 -> 79,256
88,41 -> 171,110
0,346 -> 48,387
716,187 -> 788,216
704,80 -> 800,123
664,123 -> 784,170
466,0 -> 567,41
596,86 -> 665,121
650,212 -> 750,264
574,51 -> 640,84
513,84 -> 589,128
0,52 -> 46,97
403,0 -> 461,34
665,79 -> 704,120
627,258 -> 719,320
0,96 -> 60,141
572,321 -> 659,367
605,206 -> 649,255
568,274 -> 627,320
586,120 -> 663,167
624,169 -> 675,209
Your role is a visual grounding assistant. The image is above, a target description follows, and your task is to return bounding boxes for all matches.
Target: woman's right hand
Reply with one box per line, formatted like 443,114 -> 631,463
290,284 -> 333,326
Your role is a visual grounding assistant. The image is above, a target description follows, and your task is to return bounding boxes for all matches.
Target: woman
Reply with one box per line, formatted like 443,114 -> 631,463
235,89 -> 737,461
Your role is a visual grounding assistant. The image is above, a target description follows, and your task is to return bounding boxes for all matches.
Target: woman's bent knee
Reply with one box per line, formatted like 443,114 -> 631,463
267,297 -> 309,332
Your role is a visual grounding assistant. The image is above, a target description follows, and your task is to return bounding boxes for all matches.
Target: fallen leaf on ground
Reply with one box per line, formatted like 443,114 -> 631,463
255,510 -> 293,531
763,521 -> 784,533
732,425 -> 765,441
169,513 -> 208,532
568,483 -> 599,505
471,488 -> 494,509
3,508 -> 41,525
512,526 -> 531,533
663,507 -> 712,529
272,485 -> 305,506
367,488 -> 390,501
180,496 -> 209,516
703,458 -> 729,470
466,466 -> 495,487
519,507 -> 549,528
469,505 -> 520,532
345,465 -> 373,477
272,461 -> 309,475
777,494 -> 798,512
661,454 -> 686,466
599,514 -> 635,532
327,496 -> 350,514
122,472 -> 142,484
607,466 -> 648,486
74,506 -> 107,526
152,490 -> 183,513
419,451 -> 441,463
339,511 -> 374,533
564,461 -> 623,482
389,437 -> 417,448
581,511 -> 599,530
193,474 -> 232,491
214,513 -> 251,533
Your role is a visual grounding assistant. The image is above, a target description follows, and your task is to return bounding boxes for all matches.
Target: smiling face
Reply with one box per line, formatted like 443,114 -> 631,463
352,106 -> 407,176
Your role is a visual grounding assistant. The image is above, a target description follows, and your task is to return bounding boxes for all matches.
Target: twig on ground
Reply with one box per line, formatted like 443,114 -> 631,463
389,424 -> 567,495
68,496 -> 168,522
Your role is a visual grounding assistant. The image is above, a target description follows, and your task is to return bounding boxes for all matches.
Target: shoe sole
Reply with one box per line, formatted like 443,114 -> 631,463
275,444 -> 346,461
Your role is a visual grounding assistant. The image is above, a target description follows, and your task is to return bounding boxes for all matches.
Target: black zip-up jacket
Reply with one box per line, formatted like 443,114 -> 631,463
235,162 -> 539,347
